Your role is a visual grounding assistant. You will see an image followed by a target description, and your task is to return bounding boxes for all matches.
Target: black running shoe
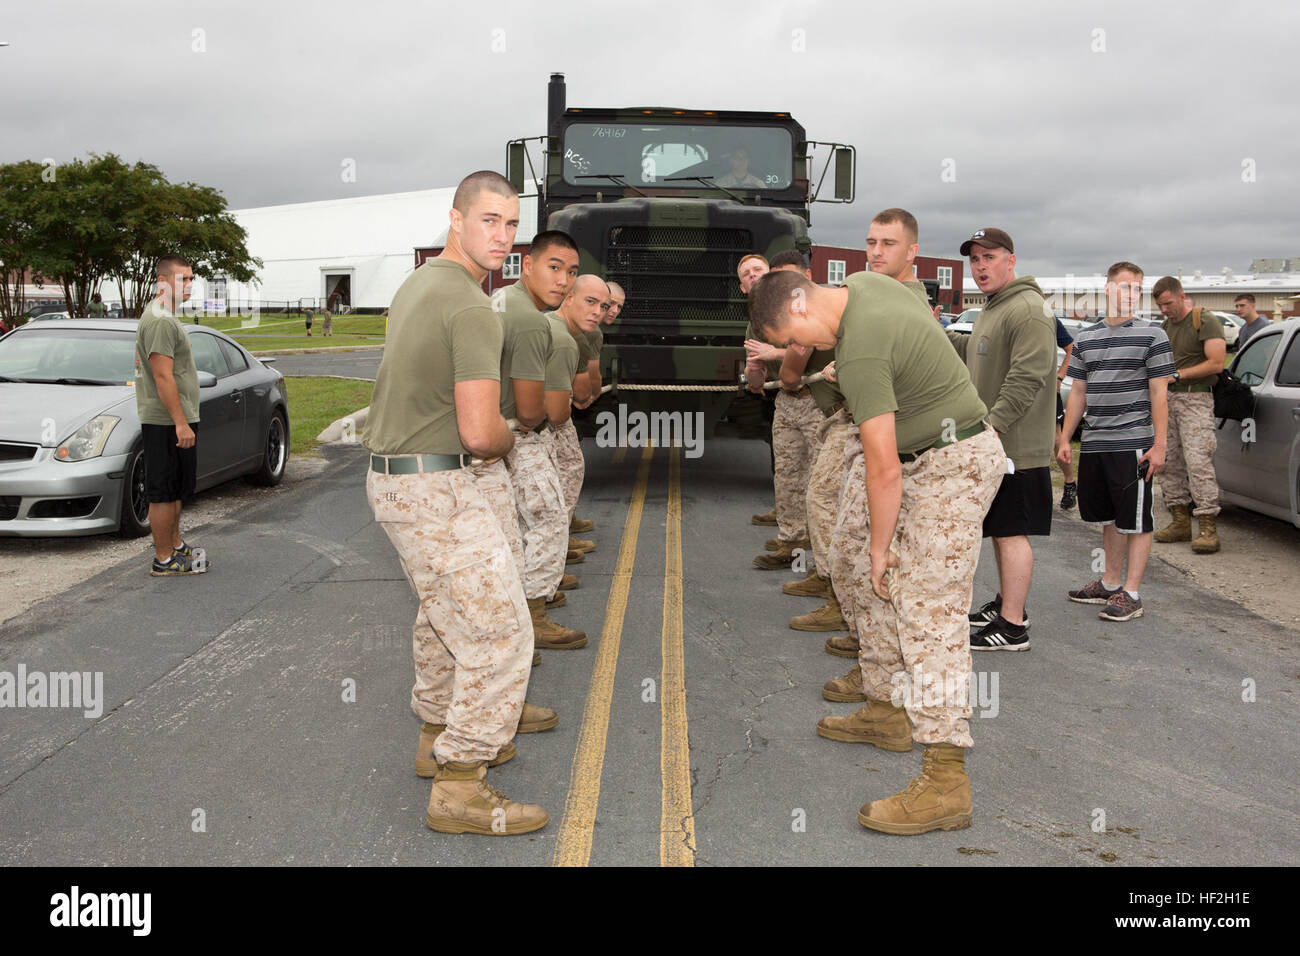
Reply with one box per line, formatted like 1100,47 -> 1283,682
1060,482 -> 1078,510
969,596 -> 1031,630
968,596 -> 1001,627
970,615 -> 1030,652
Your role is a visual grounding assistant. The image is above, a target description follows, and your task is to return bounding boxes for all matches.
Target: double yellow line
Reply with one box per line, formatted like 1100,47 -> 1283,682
551,444 -> 695,866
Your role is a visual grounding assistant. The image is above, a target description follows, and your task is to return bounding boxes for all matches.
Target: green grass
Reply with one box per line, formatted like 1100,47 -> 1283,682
285,376 -> 374,457
204,312 -> 388,336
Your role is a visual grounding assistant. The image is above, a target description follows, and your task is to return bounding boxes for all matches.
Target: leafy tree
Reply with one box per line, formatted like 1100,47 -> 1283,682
0,160 -> 49,325
1,153 -> 260,320
109,169 -> 261,319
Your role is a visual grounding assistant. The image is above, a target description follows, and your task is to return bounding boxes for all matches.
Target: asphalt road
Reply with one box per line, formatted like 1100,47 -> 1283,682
1,437 -> 1296,867
267,349 -> 381,380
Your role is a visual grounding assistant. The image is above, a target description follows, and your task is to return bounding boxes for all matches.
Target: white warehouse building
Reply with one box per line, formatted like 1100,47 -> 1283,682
208,189 -> 538,311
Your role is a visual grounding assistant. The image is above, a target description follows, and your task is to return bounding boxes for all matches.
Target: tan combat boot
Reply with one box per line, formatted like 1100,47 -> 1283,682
753,536 -> 808,570
765,538 -> 781,551
557,573 -> 580,591
426,761 -> 548,835
527,597 -> 588,650
532,650 -> 541,667
824,634 -> 859,658
783,571 -> 831,598
565,548 -> 585,564
816,698 -> 914,751
569,535 -> 595,553
416,722 -> 514,777
823,665 -> 868,702
545,591 -> 567,609
516,699 -> 559,733
858,743 -> 972,835
751,507 -> 778,526
1191,514 -> 1220,553
791,592 -> 847,632
1154,504 -> 1192,543
570,516 -> 594,533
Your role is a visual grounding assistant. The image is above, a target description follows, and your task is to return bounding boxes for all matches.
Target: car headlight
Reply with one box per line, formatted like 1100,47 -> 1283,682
55,415 -> 120,462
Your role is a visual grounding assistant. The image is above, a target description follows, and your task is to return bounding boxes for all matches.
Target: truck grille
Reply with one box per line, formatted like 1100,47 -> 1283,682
606,226 -> 752,323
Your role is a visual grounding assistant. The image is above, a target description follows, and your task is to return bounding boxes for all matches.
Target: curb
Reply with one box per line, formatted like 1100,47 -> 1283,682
252,345 -> 386,356
317,406 -> 370,443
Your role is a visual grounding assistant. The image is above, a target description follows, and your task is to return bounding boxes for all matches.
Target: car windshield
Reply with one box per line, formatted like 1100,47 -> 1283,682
562,122 -> 793,189
0,327 -> 137,385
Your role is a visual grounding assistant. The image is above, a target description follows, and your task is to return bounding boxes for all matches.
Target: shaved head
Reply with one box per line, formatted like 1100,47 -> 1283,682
452,170 -> 516,213
570,274 -> 609,300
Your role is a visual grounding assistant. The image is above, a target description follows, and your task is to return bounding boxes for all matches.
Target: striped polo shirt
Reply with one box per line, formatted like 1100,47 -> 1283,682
1067,318 -> 1176,453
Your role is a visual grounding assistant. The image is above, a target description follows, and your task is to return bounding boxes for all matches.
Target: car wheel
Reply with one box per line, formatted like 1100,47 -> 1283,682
249,410 -> 288,486
118,445 -> 151,538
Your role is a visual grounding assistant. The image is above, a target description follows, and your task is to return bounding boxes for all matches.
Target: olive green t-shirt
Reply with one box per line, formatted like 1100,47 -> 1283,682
135,300 -> 199,426
835,272 -> 988,454
1163,307 -> 1224,387
364,259 -> 502,455
544,312 -> 581,392
583,326 -> 604,366
499,282 -> 552,419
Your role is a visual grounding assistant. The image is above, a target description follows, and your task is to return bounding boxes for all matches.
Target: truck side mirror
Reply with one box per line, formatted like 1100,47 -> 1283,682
508,142 -> 527,194
833,147 -> 854,201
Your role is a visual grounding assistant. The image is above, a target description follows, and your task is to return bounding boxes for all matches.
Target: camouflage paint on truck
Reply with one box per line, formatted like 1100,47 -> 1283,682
509,73 -> 854,438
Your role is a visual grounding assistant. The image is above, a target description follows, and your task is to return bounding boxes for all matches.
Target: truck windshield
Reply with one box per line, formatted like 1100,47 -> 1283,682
562,122 -> 793,189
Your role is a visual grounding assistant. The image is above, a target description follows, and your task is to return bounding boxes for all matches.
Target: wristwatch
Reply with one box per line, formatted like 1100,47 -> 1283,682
1173,370 -> 1182,382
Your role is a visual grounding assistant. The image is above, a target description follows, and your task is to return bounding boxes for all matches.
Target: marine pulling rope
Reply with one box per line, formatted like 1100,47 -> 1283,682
595,370 -> 828,395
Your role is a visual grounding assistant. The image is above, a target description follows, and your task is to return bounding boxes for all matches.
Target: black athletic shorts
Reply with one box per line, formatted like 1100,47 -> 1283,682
983,465 -> 1053,538
1056,390 -> 1065,426
142,421 -> 199,504
1078,449 -> 1154,534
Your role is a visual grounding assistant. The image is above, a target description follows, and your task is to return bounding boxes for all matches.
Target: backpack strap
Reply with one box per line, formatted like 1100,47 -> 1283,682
1191,307 -> 1203,332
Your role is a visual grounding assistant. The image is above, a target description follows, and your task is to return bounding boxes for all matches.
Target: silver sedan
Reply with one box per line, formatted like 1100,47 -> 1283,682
1214,317 -> 1300,528
0,319 -> 289,537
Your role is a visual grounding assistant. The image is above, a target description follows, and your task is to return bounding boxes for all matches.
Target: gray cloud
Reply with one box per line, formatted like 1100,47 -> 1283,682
2,0 -> 1294,277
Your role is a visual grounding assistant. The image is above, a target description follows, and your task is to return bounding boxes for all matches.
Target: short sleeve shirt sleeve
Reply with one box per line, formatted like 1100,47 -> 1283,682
140,317 -> 182,359
836,356 -> 899,424
451,307 -> 502,382
1055,319 -> 1074,348
511,325 -> 549,382
1066,345 -> 1086,380
1146,328 -> 1176,379
1198,311 -> 1225,342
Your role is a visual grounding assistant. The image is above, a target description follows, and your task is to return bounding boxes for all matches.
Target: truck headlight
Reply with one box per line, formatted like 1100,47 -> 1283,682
55,415 -> 120,462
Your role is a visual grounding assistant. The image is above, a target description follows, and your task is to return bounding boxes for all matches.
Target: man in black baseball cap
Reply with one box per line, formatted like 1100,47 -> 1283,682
948,227 -> 1057,652
959,227 -> 1014,257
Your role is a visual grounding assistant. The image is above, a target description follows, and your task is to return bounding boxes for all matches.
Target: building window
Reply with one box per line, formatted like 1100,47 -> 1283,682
937,266 -> 952,290
503,253 -> 521,279
827,260 -> 846,285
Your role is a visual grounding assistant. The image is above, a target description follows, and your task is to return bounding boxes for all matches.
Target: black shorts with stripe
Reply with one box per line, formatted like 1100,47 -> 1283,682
1078,449 -> 1153,534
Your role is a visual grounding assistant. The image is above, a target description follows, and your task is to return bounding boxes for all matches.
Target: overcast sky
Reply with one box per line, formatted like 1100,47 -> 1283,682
3,0 -> 1296,278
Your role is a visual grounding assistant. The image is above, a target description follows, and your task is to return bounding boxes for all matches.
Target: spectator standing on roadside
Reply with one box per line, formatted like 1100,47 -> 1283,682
135,255 -> 205,577
1153,276 -> 1226,553
1059,262 -> 1174,622
322,308 -> 333,337
304,308 -> 313,337
951,228 -> 1057,653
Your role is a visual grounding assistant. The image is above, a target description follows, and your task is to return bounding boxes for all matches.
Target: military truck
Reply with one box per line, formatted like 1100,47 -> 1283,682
507,73 -> 856,438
